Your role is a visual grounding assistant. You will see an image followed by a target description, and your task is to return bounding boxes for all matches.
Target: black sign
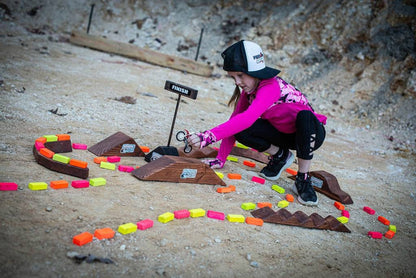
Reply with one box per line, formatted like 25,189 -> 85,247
164,80 -> 198,100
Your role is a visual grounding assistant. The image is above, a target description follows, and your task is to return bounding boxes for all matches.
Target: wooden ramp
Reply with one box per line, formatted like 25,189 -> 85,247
288,170 -> 353,204
251,207 -> 351,233
33,140 -> 89,179
132,155 -> 226,186
88,131 -> 144,157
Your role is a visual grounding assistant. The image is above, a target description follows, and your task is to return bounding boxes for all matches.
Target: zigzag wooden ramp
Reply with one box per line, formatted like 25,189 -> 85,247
132,155 -> 226,186
88,131 -> 144,157
230,146 -> 269,164
33,141 -> 89,179
251,207 -> 351,233
288,170 -> 353,204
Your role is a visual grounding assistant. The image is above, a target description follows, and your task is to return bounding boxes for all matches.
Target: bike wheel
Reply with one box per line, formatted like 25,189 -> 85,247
184,144 -> 192,153
176,131 -> 186,141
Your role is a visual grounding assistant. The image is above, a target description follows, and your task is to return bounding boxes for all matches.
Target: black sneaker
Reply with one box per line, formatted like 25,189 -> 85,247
259,151 -> 294,180
292,174 -> 318,206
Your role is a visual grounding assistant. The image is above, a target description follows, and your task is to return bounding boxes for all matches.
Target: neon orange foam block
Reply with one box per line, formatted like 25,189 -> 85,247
94,157 -> 107,164
57,134 -> 71,141
257,202 -> 272,208
378,216 -> 390,226
69,159 -> 88,169
217,187 -> 232,193
285,194 -> 295,202
285,168 -> 297,175
94,228 -> 115,240
385,230 -> 395,239
40,148 -> 55,158
243,160 -> 256,167
50,180 -> 69,189
73,232 -> 93,246
140,146 -> 150,153
246,217 -> 263,226
227,173 -> 241,180
334,201 -> 345,210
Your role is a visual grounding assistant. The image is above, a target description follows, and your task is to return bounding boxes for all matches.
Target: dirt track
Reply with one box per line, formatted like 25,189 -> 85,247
1,1 -> 416,277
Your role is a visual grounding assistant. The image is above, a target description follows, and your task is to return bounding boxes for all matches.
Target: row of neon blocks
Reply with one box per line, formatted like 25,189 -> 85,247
0,179 -> 107,191
73,208 -> 264,246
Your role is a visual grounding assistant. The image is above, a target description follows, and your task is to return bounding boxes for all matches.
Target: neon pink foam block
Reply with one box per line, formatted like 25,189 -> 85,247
118,165 -> 134,172
207,210 -> 225,220
174,209 -> 190,219
341,210 -> 350,218
251,176 -> 265,184
107,156 -> 121,163
0,182 -> 18,191
71,180 -> 89,188
35,141 -> 45,151
363,206 -> 375,215
368,231 -> 383,239
72,143 -> 87,150
137,219 -> 154,230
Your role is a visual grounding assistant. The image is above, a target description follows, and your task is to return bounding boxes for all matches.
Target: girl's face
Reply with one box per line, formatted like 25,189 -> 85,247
227,71 -> 259,93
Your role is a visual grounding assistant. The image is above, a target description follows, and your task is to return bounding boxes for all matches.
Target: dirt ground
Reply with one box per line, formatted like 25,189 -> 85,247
1,3 -> 416,278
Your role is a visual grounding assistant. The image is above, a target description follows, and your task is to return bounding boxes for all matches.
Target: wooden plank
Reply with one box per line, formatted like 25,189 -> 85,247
69,31 -> 213,77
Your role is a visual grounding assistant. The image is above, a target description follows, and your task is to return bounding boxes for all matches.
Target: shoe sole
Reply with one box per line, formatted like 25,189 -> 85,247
259,152 -> 295,181
291,184 -> 319,206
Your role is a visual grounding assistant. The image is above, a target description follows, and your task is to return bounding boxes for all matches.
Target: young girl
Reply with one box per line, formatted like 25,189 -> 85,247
188,40 -> 327,206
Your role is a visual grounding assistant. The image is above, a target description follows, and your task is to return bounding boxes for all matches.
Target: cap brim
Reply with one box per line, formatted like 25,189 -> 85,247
246,67 -> 280,79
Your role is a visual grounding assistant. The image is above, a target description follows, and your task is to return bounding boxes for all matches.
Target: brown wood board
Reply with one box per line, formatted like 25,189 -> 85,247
70,31 -> 213,77
33,143 -> 89,179
288,170 -> 353,204
132,155 -> 226,186
178,146 -> 218,159
251,207 -> 351,233
229,147 -> 269,164
88,131 -> 145,157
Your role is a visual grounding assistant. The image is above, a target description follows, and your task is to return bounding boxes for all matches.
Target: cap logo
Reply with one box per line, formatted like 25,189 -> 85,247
253,52 -> 264,64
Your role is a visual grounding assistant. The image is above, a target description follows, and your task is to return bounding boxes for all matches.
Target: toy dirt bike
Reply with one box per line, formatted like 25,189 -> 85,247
176,130 -> 193,153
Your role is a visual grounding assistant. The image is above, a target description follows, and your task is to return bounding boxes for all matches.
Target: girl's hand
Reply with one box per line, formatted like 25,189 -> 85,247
202,158 -> 225,169
188,130 -> 216,149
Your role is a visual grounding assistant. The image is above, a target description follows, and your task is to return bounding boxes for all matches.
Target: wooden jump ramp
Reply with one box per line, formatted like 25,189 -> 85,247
33,139 -> 89,179
132,155 -> 226,186
88,131 -> 145,157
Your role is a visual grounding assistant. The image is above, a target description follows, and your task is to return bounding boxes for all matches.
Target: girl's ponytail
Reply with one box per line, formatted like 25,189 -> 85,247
228,85 -> 241,110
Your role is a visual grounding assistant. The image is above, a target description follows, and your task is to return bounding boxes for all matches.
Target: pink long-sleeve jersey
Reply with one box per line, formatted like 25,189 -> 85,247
209,76 -> 327,162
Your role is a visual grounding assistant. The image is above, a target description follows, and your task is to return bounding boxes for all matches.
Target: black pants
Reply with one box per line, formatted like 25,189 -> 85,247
234,110 -> 326,160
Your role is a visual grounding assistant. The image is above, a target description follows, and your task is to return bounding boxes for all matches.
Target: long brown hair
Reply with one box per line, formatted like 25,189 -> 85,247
227,85 -> 241,110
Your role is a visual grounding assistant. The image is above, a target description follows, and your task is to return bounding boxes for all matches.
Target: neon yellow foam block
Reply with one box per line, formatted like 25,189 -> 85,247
389,225 -> 396,233
28,182 -> 48,191
43,135 -> 58,142
215,172 -> 224,179
227,214 -> 245,223
52,153 -> 70,164
277,200 -> 289,208
189,208 -> 206,218
158,212 -> 174,223
241,202 -> 256,210
226,156 -> 238,162
100,161 -> 116,170
89,177 -> 106,186
272,185 -> 285,194
337,216 -> 349,224
118,223 -> 137,235
236,142 -> 249,149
